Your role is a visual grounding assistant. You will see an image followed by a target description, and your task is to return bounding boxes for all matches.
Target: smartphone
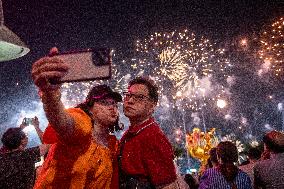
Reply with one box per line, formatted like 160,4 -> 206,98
23,118 -> 33,125
53,48 -> 112,83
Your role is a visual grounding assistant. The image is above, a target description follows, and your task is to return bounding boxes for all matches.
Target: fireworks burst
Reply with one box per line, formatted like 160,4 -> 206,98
135,29 -> 231,111
61,81 -> 98,108
135,30 -> 190,84
221,134 -> 245,153
259,17 -> 284,77
158,48 -> 188,83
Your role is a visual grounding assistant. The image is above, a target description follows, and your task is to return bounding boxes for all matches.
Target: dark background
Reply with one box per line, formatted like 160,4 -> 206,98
0,0 -> 283,141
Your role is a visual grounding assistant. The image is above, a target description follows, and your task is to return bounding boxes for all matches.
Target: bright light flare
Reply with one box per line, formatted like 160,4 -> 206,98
217,99 -> 227,109
240,38 -> 248,47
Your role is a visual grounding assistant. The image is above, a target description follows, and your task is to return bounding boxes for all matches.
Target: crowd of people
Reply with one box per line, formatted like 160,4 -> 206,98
0,48 -> 284,189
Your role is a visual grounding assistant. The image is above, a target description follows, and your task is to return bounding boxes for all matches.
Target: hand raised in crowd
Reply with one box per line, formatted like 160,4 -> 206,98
31,47 -> 69,93
20,116 -> 39,129
19,121 -> 28,130
32,116 -> 40,128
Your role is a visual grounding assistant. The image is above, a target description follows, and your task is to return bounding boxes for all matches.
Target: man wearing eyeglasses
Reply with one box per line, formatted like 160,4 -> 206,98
116,77 -> 179,189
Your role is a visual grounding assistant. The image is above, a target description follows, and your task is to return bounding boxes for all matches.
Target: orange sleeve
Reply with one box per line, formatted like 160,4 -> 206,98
43,108 -> 93,146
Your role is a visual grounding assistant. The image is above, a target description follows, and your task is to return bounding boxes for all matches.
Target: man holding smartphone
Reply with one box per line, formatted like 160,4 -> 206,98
20,116 -> 44,143
116,77 -> 179,189
31,48 -> 122,189
0,122 -> 49,188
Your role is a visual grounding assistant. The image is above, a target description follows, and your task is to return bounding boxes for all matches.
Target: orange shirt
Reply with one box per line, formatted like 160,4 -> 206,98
34,108 -> 116,189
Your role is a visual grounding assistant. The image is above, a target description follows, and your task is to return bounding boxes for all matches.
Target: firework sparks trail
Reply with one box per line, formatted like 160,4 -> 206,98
135,29 -> 231,111
259,17 -> 284,77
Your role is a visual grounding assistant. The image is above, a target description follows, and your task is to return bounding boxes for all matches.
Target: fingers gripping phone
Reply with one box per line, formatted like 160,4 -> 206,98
53,48 -> 112,82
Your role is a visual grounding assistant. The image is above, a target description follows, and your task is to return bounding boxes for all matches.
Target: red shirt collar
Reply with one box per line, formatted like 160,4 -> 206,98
127,117 -> 156,135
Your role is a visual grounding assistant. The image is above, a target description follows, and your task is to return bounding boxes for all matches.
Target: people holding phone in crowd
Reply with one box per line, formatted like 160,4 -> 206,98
31,47 -> 121,189
0,119 -> 49,189
20,116 -> 44,144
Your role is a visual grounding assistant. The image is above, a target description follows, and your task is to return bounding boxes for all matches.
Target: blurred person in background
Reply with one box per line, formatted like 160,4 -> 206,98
254,131 -> 284,189
208,147 -> 219,168
184,173 -> 199,189
198,148 -> 219,180
199,141 -> 252,189
0,124 -> 49,189
239,147 -> 261,187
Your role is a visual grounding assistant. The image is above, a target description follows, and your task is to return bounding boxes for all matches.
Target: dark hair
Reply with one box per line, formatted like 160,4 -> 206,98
263,131 -> 284,153
128,76 -> 159,103
216,141 -> 239,184
247,147 -> 261,160
82,84 -> 122,108
207,158 -> 213,168
209,147 -> 218,165
184,174 -> 199,189
1,128 -> 26,150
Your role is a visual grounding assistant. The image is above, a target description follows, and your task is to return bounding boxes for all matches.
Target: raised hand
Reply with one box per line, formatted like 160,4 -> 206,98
32,116 -> 40,128
31,47 -> 69,93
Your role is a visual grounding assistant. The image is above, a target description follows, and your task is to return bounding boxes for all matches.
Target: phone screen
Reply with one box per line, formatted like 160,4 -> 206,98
54,49 -> 112,82
23,118 -> 33,125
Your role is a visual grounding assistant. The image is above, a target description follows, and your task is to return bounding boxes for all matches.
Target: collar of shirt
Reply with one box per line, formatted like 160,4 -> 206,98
127,117 -> 155,135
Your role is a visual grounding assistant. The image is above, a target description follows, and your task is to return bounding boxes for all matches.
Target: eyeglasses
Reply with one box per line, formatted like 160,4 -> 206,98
123,92 -> 151,102
96,99 -> 118,107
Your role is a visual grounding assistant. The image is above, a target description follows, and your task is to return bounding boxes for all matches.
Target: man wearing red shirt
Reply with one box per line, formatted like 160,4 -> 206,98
118,77 -> 178,189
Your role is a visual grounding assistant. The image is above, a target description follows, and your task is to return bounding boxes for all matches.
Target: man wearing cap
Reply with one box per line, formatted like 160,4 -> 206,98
117,77 -> 178,189
254,130 -> 284,189
31,48 -> 122,189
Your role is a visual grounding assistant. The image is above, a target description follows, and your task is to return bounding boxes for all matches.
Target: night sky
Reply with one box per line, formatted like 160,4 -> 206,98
0,0 -> 283,141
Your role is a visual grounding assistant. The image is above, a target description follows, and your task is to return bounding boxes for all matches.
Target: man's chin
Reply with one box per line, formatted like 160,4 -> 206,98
124,111 -> 135,118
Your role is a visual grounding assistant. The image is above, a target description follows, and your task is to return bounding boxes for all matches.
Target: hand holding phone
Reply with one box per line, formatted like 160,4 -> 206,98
32,48 -> 68,92
22,117 -> 34,126
32,47 -> 112,93
53,48 -> 112,83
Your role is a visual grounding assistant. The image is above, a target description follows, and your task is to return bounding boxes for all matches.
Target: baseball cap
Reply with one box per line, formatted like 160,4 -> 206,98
86,84 -> 122,102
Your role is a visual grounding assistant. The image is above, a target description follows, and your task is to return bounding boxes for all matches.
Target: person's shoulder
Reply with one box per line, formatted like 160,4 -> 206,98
239,162 -> 254,172
67,107 -> 92,125
239,165 -> 246,172
142,124 -> 169,143
0,147 -> 39,159
143,122 -> 164,135
202,167 -> 219,177
238,168 -> 250,177
200,168 -> 219,182
140,123 -> 172,148
206,167 -> 218,173
254,159 -> 271,169
24,146 -> 40,155
66,107 -> 87,115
